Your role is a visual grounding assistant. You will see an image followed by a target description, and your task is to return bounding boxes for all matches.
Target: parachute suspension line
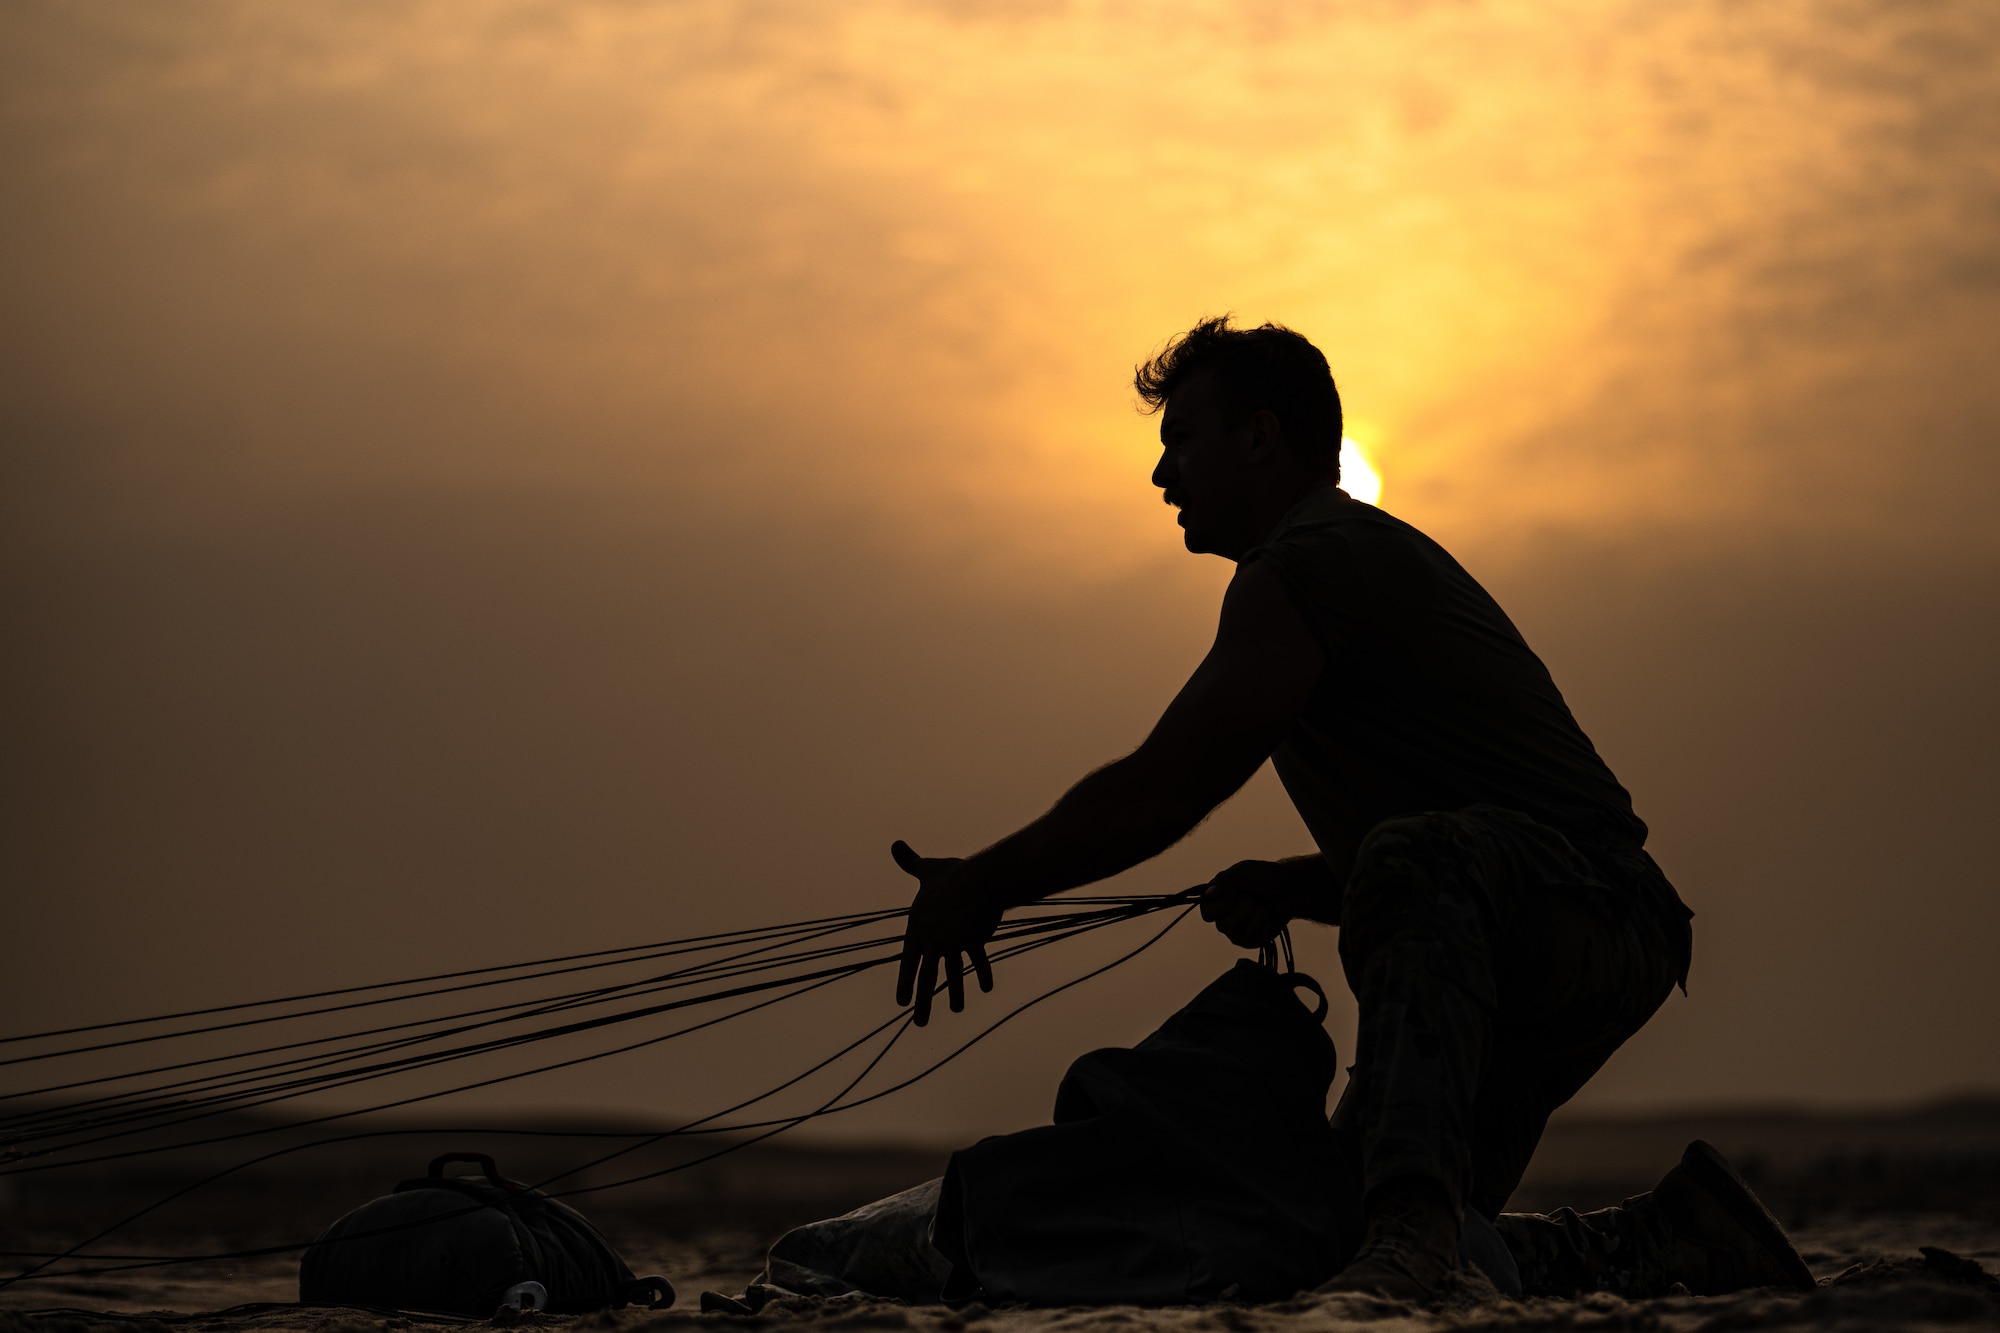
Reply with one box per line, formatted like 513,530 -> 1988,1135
1,897 -> 1170,1055
2,894 -> 1183,1275
0,896 -> 1181,1171
5,904 -> 1145,1283
3,898 -> 1177,1107
544,899 -> 1199,1202
0,912 -> 907,1138
0,913 -> 904,1117
1,999 -> 923,1291
0,932 -> 897,1156
2,946 -> 893,1175
1,896 -> 1196,1287
0,971 -> 910,1288
514,900 -> 1195,1200
0,908 -> 914,1049
1256,927 -> 1297,976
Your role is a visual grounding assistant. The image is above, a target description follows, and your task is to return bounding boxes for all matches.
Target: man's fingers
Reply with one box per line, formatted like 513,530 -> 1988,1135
1228,911 -> 1281,948
970,943 -> 994,993
1215,900 -> 1278,948
1214,899 -> 1255,935
912,954 -> 940,1027
945,952 -> 966,1013
1202,878 -> 1254,922
896,938 -> 919,1008
891,840 -> 924,876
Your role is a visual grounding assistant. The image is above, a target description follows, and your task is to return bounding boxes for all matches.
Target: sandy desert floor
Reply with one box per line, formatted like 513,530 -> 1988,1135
8,1104 -> 2000,1332
4,1211 -> 1999,1333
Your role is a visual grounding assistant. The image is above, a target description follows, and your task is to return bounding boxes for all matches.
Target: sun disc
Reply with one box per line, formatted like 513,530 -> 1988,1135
1341,437 -> 1382,506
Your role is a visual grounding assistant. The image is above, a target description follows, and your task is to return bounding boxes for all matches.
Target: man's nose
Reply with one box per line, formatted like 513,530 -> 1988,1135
1151,450 -> 1173,491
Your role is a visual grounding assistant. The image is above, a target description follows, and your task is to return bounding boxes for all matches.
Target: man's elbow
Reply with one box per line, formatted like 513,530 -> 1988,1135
1127,740 -> 1261,833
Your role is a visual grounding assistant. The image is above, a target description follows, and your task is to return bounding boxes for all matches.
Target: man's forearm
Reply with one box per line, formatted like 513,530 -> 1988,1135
965,745 -> 1248,906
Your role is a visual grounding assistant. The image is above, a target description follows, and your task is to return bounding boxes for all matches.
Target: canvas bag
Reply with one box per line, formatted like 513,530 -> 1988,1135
299,1152 -> 674,1316
932,959 -> 1365,1304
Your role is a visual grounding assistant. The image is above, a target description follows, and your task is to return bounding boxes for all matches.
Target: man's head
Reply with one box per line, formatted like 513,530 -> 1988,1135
1136,317 -> 1344,559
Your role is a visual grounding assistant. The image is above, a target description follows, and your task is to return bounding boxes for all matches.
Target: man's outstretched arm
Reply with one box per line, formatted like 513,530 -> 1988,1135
895,557 -> 1324,1022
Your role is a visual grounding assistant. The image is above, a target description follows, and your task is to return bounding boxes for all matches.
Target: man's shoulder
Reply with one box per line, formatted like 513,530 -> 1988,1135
1264,489 -> 1454,570
1257,491 -> 1508,637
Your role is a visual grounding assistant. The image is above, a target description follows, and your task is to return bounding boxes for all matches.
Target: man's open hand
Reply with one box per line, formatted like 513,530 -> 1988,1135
892,840 -> 1002,1026
1199,857 -> 1329,948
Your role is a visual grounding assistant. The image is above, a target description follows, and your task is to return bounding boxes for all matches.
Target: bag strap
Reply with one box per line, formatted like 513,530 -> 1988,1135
428,1152 -> 526,1191
1280,971 -> 1331,1023
621,1275 -> 676,1309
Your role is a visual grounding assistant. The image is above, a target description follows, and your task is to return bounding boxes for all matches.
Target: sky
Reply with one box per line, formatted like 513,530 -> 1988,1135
3,0 -> 1998,1147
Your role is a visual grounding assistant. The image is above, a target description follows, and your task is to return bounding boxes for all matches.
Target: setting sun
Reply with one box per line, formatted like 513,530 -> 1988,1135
1341,437 -> 1382,507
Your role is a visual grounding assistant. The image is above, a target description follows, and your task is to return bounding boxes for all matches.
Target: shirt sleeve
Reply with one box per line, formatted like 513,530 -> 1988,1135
1245,521 -> 1363,667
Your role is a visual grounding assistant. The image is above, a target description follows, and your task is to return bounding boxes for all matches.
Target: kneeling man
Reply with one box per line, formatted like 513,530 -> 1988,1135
892,317 -> 1812,1300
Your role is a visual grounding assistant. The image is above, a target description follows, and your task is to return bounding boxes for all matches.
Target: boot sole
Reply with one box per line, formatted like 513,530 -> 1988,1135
1675,1139 -> 1815,1291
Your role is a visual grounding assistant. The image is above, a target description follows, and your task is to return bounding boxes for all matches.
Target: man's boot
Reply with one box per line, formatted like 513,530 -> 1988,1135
1318,1178 -> 1461,1301
1495,1140 -> 1817,1298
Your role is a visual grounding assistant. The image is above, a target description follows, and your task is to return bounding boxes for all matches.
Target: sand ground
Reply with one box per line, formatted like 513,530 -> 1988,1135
5,1211 -> 2000,1331
8,1106 -> 2000,1331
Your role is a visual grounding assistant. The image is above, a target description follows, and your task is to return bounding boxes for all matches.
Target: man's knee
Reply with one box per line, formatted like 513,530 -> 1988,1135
1343,814 -> 1466,929
1339,812 -> 1495,976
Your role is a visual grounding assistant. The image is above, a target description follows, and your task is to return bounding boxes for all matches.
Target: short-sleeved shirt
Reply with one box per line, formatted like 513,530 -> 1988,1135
1247,487 -> 1647,879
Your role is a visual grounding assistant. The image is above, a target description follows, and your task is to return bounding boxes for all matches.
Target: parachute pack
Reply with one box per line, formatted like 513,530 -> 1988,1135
299,1152 -> 673,1316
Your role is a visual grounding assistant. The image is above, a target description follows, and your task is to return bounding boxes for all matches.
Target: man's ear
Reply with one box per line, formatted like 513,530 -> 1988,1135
1242,408 -> 1286,464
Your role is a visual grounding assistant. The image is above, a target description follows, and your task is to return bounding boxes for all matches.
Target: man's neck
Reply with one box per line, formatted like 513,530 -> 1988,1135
1232,480 -> 1343,562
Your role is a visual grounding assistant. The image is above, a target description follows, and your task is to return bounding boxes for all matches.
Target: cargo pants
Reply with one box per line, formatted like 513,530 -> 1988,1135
1329,804 -> 1693,1242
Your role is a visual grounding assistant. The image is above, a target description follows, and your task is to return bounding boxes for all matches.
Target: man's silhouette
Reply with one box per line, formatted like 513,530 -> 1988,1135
891,318 -> 1813,1299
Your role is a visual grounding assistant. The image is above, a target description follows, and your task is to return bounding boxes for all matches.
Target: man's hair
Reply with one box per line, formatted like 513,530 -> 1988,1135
1134,316 -> 1343,473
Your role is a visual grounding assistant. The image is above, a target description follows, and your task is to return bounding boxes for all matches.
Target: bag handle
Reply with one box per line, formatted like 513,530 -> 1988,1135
621,1275 -> 676,1309
1255,927 -> 1329,1023
1280,971 -> 1331,1024
428,1152 -> 525,1191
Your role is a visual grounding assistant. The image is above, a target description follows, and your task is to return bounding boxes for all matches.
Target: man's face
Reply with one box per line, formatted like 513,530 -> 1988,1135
1152,369 -> 1252,557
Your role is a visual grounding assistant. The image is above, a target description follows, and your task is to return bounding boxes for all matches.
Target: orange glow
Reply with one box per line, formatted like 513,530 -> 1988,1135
5,1 -> 1997,1135
5,2 -> 1970,577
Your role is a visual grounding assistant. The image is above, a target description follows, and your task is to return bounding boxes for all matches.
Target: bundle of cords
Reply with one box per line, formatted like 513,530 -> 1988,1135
0,889 -> 1202,1289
